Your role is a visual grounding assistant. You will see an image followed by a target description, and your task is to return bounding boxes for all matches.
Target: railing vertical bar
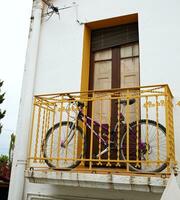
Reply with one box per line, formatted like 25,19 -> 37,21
49,105 -> 56,161
40,108 -> 46,162
116,98 -> 121,167
107,97 -> 111,167
73,100 -> 79,165
65,101 -> 71,165
145,96 -> 149,166
126,90 -> 130,171
47,109 -> 50,138
135,97 -> 140,168
97,99 -> 102,166
57,100 -> 63,168
42,106 -> 49,164
34,99 -> 42,162
155,96 -> 160,166
28,98 -> 36,166
81,100 -> 87,166
89,97 -> 94,170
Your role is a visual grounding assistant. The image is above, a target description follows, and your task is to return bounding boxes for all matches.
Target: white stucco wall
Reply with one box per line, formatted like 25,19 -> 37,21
9,0 -> 180,199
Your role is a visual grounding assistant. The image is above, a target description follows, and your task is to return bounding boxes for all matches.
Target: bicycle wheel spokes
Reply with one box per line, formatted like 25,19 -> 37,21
44,122 -> 83,169
121,119 -> 167,172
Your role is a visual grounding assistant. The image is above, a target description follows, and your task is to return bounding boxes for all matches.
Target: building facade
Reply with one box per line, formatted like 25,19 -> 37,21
8,0 -> 180,199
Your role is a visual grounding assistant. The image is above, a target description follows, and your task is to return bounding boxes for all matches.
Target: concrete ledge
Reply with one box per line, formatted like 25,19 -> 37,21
25,170 -> 168,194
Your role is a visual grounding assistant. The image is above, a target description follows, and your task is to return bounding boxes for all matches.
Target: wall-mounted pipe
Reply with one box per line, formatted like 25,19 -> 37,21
42,0 -> 52,7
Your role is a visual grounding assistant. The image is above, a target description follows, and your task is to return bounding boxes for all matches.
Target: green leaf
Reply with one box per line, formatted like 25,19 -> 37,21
0,124 -> 2,134
0,110 -> 6,119
0,81 -> 3,88
0,93 -> 5,104
0,155 -> 8,165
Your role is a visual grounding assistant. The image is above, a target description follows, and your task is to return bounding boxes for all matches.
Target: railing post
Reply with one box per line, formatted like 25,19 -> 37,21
27,98 -> 36,167
164,85 -> 171,171
166,86 -> 176,168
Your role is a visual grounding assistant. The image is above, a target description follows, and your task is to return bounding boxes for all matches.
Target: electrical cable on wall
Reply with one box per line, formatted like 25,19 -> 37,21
42,0 -> 72,21
41,0 -> 84,24
42,0 -> 61,19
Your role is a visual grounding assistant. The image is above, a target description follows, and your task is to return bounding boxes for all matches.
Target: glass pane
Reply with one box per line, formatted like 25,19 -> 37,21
94,61 -> 112,90
120,57 -> 139,88
94,49 -> 112,61
121,57 -> 139,74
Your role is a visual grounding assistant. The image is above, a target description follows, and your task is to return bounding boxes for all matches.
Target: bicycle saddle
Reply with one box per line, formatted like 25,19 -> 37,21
117,98 -> 136,105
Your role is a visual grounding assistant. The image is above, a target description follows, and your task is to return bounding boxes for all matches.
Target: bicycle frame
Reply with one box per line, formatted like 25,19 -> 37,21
77,110 -> 110,146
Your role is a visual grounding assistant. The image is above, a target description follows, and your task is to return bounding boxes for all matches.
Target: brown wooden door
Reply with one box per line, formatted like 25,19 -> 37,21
88,43 -> 140,166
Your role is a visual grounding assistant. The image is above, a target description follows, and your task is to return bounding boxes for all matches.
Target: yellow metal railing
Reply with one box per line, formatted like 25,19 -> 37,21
28,84 -> 176,174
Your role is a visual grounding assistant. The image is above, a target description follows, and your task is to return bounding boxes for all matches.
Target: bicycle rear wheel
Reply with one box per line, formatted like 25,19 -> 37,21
43,121 -> 84,169
120,119 -> 167,172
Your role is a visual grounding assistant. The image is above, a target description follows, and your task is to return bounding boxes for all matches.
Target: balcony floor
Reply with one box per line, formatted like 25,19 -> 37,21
25,167 -> 168,199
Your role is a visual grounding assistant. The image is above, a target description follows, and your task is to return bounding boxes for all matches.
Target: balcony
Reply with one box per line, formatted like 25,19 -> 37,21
26,84 -> 176,194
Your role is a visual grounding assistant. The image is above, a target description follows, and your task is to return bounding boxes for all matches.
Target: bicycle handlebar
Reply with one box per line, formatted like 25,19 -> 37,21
66,93 -> 135,107
116,98 -> 136,106
66,94 -> 85,108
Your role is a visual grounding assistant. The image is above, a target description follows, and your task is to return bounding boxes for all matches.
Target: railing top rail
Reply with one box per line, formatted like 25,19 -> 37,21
34,84 -> 173,99
164,84 -> 174,98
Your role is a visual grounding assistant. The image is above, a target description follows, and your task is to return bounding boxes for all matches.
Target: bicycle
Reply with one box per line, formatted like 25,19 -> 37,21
43,94 -> 167,172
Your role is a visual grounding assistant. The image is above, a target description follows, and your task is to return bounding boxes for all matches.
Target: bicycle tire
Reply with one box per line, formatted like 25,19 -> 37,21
43,121 -> 85,169
120,119 -> 167,172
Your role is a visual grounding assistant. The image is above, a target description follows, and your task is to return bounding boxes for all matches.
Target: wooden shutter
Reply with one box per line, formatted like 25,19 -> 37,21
91,23 -> 138,52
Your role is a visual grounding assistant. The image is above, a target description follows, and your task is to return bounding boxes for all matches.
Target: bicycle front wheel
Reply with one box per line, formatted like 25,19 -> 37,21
43,121 -> 84,169
120,119 -> 167,172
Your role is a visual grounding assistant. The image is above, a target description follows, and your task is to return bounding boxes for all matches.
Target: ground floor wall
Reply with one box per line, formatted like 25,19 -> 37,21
23,180 -> 162,200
